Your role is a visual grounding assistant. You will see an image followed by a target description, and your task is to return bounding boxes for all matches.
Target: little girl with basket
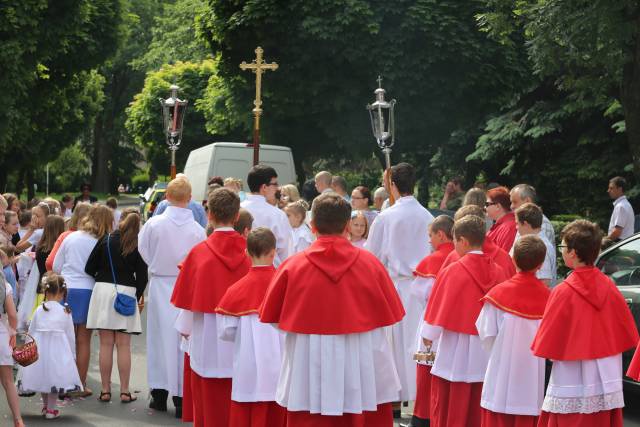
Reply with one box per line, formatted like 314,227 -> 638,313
0,271 -> 24,426
18,273 -> 82,419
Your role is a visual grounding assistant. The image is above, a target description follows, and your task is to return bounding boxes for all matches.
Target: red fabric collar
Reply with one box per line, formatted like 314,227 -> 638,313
425,253 -> 509,335
482,272 -> 550,319
440,240 -> 516,278
532,267 -> 639,360
259,236 -> 404,334
414,242 -> 454,278
492,211 -> 515,228
216,266 -> 276,317
171,232 -> 251,313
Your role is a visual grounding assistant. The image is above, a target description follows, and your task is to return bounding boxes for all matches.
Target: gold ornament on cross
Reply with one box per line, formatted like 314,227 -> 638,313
240,46 -> 279,165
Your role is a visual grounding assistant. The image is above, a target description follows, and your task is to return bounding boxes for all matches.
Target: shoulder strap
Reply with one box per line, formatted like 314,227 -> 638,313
106,234 -> 118,285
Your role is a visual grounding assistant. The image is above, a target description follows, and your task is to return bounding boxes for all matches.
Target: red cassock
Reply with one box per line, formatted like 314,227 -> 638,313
412,241 -> 455,421
480,272 -> 550,427
215,266 -> 286,427
259,236 -> 405,426
486,212 -> 517,253
531,267 -> 639,427
171,231 -> 251,427
441,239 -> 516,278
424,253 -> 509,427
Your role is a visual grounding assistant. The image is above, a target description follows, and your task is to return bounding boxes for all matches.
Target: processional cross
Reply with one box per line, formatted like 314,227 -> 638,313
240,47 -> 279,165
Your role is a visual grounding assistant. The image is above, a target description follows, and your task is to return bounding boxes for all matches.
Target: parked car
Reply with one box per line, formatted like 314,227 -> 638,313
139,182 -> 167,222
595,233 -> 640,392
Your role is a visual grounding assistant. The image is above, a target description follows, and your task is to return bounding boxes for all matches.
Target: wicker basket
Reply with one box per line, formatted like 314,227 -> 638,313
12,333 -> 38,367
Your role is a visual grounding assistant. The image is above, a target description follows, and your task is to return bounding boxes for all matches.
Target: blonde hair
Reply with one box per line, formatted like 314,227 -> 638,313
350,210 -> 370,239
43,197 -> 61,215
166,177 -> 192,203
82,205 -> 113,238
281,184 -> 301,202
69,202 -> 91,230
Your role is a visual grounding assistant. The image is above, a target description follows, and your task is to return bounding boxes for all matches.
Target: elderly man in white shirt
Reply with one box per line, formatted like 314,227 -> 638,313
510,184 -> 555,245
241,165 -> 293,266
608,176 -> 635,241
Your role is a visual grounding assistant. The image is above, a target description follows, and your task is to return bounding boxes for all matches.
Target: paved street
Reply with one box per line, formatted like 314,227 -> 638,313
1,300 -> 639,425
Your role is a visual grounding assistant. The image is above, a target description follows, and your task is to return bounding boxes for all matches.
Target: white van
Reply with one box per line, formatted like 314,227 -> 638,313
183,142 -> 297,202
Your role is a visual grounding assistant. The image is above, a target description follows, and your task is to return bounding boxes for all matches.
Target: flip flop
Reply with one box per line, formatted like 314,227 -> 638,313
98,391 -> 111,402
120,392 -> 137,403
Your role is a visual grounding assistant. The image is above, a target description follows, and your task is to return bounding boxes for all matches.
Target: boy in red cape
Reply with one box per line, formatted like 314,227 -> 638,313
259,193 -> 405,426
440,205 -> 516,277
476,235 -> 551,427
532,220 -> 638,427
171,188 -> 252,427
215,227 -> 285,427
409,215 -> 455,427
422,215 -> 509,427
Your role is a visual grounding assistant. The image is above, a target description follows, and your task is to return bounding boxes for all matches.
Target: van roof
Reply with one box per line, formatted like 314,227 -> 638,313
208,142 -> 292,152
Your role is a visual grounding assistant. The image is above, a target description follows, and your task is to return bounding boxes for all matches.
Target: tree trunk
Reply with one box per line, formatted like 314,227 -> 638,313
621,14 -> 640,184
92,114 -> 112,193
26,168 -> 35,201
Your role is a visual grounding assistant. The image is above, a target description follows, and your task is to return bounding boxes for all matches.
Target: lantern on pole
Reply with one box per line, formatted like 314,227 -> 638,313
159,84 -> 188,179
366,76 -> 396,204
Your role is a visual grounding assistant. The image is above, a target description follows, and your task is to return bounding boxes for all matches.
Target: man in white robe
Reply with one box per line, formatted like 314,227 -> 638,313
241,165 -> 293,266
365,162 -> 434,403
138,177 -> 206,416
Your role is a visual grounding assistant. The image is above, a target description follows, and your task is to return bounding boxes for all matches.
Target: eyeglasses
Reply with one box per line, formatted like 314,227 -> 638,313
558,244 -> 568,249
485,201 -> 498,207
351,196 -> 365,200
266,182 -> 279,187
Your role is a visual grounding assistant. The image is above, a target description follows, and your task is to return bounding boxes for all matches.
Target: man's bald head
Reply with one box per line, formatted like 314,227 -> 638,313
314,171 -> 333,193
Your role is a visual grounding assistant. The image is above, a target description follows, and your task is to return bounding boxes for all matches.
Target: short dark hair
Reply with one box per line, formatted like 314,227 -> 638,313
610,176 -> 627,191
247,165 -> 278,193
247,227 -> 276,258
312,193 -> 351,235
105,197 -> 118,209
390,163 -> 416,195
515,203 -> 543,229
487,186 -> 511,211
453,215 -> 485,247
513,235 -> 547,272
561,220 -> 602,266
331,176 -> 348,192
80,183 -> 91,192
353,186 -> 371,204
454,204 -> 485,221
430,215 -> 454,239
19,210 -> 31,227
208,176 -> 224,186
234,208 -> 253,235
208,188 -> 240,224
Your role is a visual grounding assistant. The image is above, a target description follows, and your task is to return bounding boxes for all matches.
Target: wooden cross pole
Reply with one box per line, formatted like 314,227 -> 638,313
239,47 -> 279,165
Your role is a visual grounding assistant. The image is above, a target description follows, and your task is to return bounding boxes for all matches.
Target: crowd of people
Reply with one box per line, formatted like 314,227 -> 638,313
0,166 -> 637,427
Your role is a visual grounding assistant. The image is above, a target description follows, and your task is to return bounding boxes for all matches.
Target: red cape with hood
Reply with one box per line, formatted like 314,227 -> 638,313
171,231 -> 251,314
424,253 -> 509,335
441,239 -> 516,278
531,266 -> 638,361
414,242 -> 455,278
482,272 -> 550,319
627,343 -> 640,381
215,266 -> 276,317
259,236 -> 405,334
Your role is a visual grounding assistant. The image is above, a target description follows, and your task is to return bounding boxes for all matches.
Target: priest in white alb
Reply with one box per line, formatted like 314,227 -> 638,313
138,177 -> 206,417
365,162 -> 434,404
241,165 -> 293,266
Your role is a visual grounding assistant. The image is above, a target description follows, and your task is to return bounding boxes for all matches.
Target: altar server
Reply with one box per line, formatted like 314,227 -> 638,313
241,165 -> 293,265
409,215 -> 454,427
261,192 -> 405,426
365,163 -> 433,402
476,235 -> 550,427
440,205 -> 516,277
532,220 -> 638,427
138,177 -> 206,416
171,188 -> 251,426
216,227 -> 285,427
422,215 -> 509,427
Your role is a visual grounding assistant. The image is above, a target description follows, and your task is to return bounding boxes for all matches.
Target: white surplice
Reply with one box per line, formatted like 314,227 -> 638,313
410,276 -> 439,363
275,327 -> 401,415
476,303 -> 545,416
138,206 -> 206,397
241,194 -> 293,265
291,224 -> 314,254
217,313 -> 283,402
365,195 -> 434,400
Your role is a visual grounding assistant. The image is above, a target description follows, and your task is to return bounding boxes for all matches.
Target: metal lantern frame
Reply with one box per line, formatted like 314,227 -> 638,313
159,84 -> 188,178
366,76 -> 396,168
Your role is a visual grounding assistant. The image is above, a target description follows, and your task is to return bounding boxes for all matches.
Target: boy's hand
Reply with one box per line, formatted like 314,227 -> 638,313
422,338 -> 432,348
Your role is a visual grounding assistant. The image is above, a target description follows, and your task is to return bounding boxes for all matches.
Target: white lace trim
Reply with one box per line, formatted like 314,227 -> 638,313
542,391 -> 624,414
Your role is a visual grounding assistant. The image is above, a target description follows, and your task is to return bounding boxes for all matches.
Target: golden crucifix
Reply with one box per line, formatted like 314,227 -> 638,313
240,46 -> 279,165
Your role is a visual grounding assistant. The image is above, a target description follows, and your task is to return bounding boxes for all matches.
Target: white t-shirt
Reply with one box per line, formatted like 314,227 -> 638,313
609,196 -> 635,240
52,231 -> 97,290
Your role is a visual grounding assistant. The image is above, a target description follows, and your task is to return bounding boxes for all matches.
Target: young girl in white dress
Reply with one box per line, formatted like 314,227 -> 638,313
0,272 -> 24,427
284,201 -> 314,254
19,273 -> 82,419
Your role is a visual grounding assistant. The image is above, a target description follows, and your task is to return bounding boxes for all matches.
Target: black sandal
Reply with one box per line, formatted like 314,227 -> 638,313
98,391 -> 111,402
120,392 -> 137,403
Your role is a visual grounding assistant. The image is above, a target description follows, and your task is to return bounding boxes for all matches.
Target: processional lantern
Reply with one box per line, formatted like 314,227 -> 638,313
159,84 -> 188,179
366,76 -> 397,203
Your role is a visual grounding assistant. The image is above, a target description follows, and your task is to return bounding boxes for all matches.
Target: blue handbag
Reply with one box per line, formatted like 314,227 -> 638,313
107,234 -> 137,317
